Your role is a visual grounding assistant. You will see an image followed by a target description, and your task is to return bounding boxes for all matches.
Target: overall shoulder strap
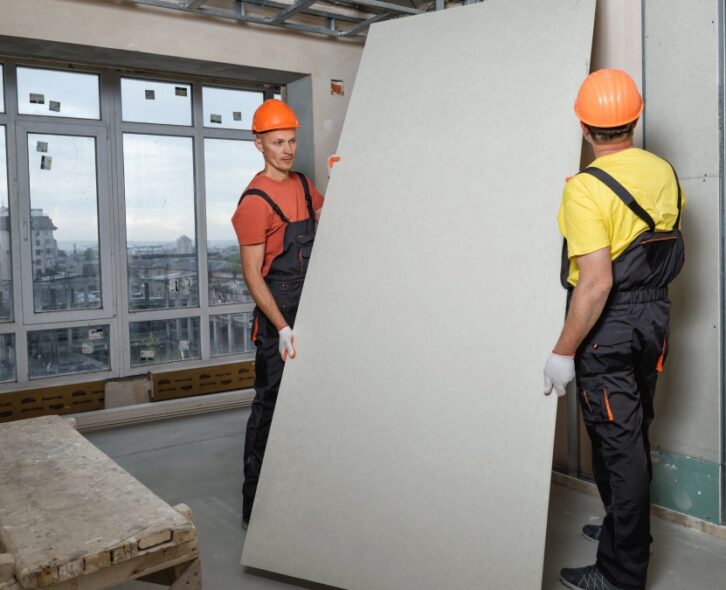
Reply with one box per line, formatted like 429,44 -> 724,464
664,161 -> 683,230
295,172 -> 316,220
580,167 -> 656,232
238,188 -> 290,224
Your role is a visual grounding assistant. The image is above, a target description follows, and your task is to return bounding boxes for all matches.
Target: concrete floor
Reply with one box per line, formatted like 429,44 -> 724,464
86,409 -> 726,590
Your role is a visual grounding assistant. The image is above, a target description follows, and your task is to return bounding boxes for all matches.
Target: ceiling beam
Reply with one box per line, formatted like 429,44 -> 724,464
268,0 -> 317,24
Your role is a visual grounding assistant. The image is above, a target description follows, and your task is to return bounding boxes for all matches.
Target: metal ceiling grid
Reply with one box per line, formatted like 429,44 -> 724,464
124,0 -> 438,40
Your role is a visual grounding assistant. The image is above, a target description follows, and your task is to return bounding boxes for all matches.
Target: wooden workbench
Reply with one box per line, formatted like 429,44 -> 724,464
0,416 -> 201,589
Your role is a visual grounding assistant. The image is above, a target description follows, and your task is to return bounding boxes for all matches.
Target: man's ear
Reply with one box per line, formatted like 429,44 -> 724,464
580,121 -> 590,137
254,135 -> 265,153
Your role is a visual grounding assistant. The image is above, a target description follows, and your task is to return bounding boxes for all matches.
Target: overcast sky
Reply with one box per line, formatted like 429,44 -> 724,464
4,67 -> 267,245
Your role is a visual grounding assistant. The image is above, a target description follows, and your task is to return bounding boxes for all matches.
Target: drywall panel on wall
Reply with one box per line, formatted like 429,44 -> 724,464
644,0 -> 720,178
651,176 -> 720,462
241,1 -> 596,589
643,0 -> 721,463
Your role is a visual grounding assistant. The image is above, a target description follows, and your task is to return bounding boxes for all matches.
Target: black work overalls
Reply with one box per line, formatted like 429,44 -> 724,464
561,166 -> 684,590
239,172 -> 317,523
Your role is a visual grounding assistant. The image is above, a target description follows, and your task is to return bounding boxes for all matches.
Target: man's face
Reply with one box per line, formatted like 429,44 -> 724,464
255,129 -> 297,173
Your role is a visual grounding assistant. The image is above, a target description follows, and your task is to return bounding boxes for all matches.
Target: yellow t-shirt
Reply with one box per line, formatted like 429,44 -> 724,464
558,147 -> 686,286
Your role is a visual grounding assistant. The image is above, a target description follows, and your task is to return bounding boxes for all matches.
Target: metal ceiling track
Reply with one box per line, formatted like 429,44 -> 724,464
125,0 -> 428,40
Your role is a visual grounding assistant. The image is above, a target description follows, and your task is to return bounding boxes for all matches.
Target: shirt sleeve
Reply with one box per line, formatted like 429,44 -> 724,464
231,195 -> 271,246
558,178 -> 611,258
310,182 -> 325,210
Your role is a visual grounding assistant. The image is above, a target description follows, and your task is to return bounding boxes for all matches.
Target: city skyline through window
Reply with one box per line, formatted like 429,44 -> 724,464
205,138 -> 261,306
0,126 -> 11,321
27,133 -> 102,313
123,133 -> 199,312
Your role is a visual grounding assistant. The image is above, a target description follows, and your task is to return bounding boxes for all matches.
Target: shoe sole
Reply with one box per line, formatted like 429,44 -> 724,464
559,574 -> 581,590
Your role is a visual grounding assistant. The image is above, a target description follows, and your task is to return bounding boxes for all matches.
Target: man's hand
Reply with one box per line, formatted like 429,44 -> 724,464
278,326 -> 296,361
543,353 -> 575,397
327,154 -> 340,177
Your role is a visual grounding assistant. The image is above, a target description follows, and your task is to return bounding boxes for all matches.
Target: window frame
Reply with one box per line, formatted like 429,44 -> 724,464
0,60 -> 278,389
15,64 -> 102,122
15,122 -> 115,325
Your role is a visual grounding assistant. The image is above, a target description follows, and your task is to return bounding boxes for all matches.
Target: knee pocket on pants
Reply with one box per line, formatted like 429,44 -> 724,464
577,384 -> 615,424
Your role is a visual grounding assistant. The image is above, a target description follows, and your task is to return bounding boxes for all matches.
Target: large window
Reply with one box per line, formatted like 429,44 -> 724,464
130,318 -> 200,366
0,333 -> 14,382
205,138 -> 260,305
202,87 -> 263,130
123,134 -> 198,311
0,64 -> 271,386
27,324 -> 110,378
210,312 -> 255,356
0,65 -> 4,113
17,67 -> 100,119
121,79 -> 192,126
0,126 -> 11,321
27,134 -> 102,312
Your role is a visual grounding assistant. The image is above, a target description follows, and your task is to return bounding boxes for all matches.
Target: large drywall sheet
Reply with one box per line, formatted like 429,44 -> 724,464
242,1 -> 595,589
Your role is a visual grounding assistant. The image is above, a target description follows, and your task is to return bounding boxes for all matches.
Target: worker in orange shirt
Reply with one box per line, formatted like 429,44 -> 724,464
231,99 -> 324,528
544,70 -> 685,590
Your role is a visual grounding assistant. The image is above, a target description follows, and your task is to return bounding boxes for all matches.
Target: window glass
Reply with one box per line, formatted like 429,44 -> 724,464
205,138 -> 260,305
0,65 -> 4,112
124,134 -> 198,311
202,87 -> 263,130
0,333 -> 15,382
28,324 -> 110,378
130,317 -> 200,366
17,67 -> 100,119
210,312 -> 255,356
121,79 -> 192,126
0,127 -> 11,320
27,134 -> 102,312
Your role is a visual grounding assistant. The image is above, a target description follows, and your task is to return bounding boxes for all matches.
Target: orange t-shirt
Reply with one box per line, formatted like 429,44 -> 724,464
231,172 -> 324,277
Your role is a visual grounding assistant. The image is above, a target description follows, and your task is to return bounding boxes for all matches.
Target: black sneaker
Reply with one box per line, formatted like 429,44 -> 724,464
582,524 -> 601,543
560,565 -> 625,590
582,524 -> 653,554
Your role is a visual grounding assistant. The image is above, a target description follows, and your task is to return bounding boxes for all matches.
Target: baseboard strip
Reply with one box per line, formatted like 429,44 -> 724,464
72,389 -> 255,432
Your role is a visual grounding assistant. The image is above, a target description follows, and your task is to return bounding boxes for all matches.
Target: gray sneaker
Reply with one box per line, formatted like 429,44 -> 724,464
560,565 -> 625,590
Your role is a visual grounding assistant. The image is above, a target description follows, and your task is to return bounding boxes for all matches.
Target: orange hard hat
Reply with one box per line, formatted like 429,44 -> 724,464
252,99 -> 301,133
574,69 -> 643,128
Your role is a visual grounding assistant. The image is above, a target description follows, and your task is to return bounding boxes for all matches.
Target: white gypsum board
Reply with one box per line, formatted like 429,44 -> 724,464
242,1 -> 595,589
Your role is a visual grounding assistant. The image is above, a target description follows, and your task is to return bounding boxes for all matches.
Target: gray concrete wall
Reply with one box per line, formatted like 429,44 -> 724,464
0,0 -> 364,190
643,0 -> 722,464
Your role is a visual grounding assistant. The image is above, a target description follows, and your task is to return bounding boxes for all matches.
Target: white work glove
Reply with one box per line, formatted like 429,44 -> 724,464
278,326 -> 296,362
543,353 -> 575,397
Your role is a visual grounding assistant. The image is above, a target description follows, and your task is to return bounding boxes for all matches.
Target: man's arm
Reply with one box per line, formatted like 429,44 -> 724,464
553,246 -> 613,355
544,247 -> 612,396
241,244 -> 287,331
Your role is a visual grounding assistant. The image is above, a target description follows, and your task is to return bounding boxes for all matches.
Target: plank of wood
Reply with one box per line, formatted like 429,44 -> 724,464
29,541 -> 199,590
0,416 -> 197,588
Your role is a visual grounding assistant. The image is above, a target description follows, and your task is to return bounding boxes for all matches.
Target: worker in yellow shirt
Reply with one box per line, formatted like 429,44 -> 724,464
543,69 -> 685,590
